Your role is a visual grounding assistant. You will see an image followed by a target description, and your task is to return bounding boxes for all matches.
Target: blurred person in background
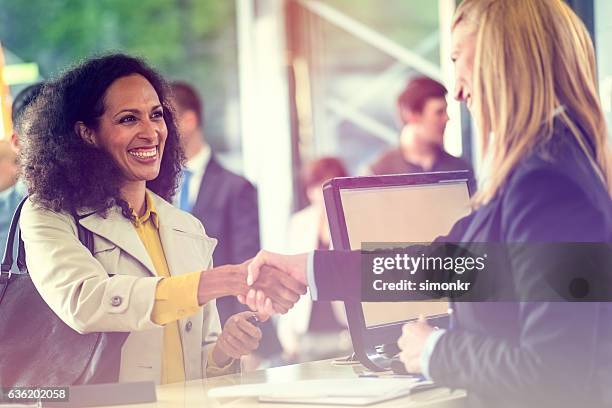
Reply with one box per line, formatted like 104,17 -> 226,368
0,140 -> 20,251
277,157 -> 351,362
0,83 -> 43,264
368,76 -> 473,178
170,81 -> 282,369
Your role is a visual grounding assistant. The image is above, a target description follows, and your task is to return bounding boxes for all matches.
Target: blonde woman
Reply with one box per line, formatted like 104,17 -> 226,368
245,0 -> 612,406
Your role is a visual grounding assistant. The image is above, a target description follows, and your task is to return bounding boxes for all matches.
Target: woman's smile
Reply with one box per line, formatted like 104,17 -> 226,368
127,145 -> 159,163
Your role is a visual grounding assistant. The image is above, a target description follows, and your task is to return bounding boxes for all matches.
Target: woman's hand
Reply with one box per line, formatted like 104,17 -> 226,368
397,316 -> 436,374
247,264 -> 307,314
198,258 -> 306,313
247,251 -> 308,286
197,262 -> 250,306
237,251 -> 309,315
211,312 -> 266,366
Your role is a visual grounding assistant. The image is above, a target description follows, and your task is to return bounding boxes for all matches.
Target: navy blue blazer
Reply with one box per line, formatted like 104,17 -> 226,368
313,121 -> 612,408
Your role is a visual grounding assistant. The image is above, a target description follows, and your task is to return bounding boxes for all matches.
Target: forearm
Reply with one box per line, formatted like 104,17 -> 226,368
311,247 -> 435,301
312,244 -> 468,302
429,304 -> 599,399
198,264 -> 248,305
313,249 -> 361,301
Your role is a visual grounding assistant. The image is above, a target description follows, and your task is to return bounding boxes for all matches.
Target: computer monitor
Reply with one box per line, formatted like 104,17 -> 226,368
323,171 -> 472,371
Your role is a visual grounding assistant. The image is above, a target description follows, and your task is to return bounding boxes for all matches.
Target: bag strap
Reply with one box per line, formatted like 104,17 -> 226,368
1,196 -> 95,275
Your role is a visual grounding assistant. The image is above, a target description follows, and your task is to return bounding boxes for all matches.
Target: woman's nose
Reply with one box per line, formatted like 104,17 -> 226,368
141,117 -> 160,136
136,119 -> 160,143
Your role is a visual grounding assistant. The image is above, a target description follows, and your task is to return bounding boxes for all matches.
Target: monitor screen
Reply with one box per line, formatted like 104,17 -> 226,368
338,180 -> 471,328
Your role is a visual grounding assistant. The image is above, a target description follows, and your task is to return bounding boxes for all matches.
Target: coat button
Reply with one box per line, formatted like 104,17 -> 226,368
185,321 -> 193,332
110,296 -> 122,307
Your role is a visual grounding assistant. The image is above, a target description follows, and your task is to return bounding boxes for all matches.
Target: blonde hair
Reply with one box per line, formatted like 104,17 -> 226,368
453,0 -> 612,204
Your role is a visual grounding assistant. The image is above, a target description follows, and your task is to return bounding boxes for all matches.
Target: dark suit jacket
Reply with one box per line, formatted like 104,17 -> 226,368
191,156 -> 281,356
313,121 -> 612,408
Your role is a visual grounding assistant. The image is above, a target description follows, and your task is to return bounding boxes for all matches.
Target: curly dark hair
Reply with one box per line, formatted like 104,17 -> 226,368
20,53 -> 184,216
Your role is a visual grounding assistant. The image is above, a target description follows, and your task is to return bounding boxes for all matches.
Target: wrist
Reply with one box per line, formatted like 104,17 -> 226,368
198,265 -> 248,305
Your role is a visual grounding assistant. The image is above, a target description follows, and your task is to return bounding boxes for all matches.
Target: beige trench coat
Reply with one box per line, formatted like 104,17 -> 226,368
20,191 -> 219,384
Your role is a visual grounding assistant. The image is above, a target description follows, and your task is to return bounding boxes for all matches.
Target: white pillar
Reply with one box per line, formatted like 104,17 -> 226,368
237,0 -> 294,252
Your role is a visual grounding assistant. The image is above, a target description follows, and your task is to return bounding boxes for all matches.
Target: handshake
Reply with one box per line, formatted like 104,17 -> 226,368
202,250 -> 432,376
237,251 -> 309,315
200,251 -> 309,366
196,251 -> 310,316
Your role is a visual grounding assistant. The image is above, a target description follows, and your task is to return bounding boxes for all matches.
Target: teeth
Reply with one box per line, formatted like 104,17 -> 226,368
129,148 -> 157,159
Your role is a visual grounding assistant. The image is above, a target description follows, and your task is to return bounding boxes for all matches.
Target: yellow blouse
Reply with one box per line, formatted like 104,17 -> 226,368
130,192 -> 235,383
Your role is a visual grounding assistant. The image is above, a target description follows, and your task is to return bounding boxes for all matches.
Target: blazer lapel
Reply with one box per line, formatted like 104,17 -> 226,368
78,206 -> 157,276
193,157 -> 224,216
460,196 -> 501,242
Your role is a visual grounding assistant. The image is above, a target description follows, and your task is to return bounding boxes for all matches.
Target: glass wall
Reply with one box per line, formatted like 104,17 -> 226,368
286,0 -> 464,180
0,0 -> 244,169
289,1 -> 436,173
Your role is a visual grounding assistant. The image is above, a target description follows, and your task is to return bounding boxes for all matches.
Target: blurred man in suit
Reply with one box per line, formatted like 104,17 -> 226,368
368,76 -> 473,178
0,140 -> 20,252
171,82 -> 281,366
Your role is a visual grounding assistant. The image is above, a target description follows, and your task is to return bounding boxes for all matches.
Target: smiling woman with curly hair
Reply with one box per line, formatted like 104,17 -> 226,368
17,53 -> 305,385
21,54 -> 182,216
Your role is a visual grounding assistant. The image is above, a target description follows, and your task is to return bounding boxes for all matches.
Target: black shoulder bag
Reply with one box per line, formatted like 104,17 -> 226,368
0,197 -> 129,387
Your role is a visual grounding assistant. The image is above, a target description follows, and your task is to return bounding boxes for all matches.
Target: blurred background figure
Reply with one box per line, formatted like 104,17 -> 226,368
0,140 -> 20,251
0,82 -> 43,264
277,157 -> 352,363
170,81 -> 282,369
367,76 -> 472,177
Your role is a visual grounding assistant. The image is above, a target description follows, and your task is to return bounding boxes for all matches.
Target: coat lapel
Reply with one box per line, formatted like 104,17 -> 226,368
78,192 -> 216,278
78,206 -> 157,276
460,196 -> 501,242
151,193 -> 217,276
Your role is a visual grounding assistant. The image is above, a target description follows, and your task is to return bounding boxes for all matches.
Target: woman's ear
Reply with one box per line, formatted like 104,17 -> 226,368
75,121 -> 97,146
398,106 -> 414,126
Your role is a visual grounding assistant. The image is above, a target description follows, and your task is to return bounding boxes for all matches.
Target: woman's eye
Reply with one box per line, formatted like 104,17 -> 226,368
119,115 -> 137,124
151,110 -> 164,119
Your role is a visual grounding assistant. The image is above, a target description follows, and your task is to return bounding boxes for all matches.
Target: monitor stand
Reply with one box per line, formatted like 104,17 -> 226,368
355,343 -> 399,372
351,314 -> 450,372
